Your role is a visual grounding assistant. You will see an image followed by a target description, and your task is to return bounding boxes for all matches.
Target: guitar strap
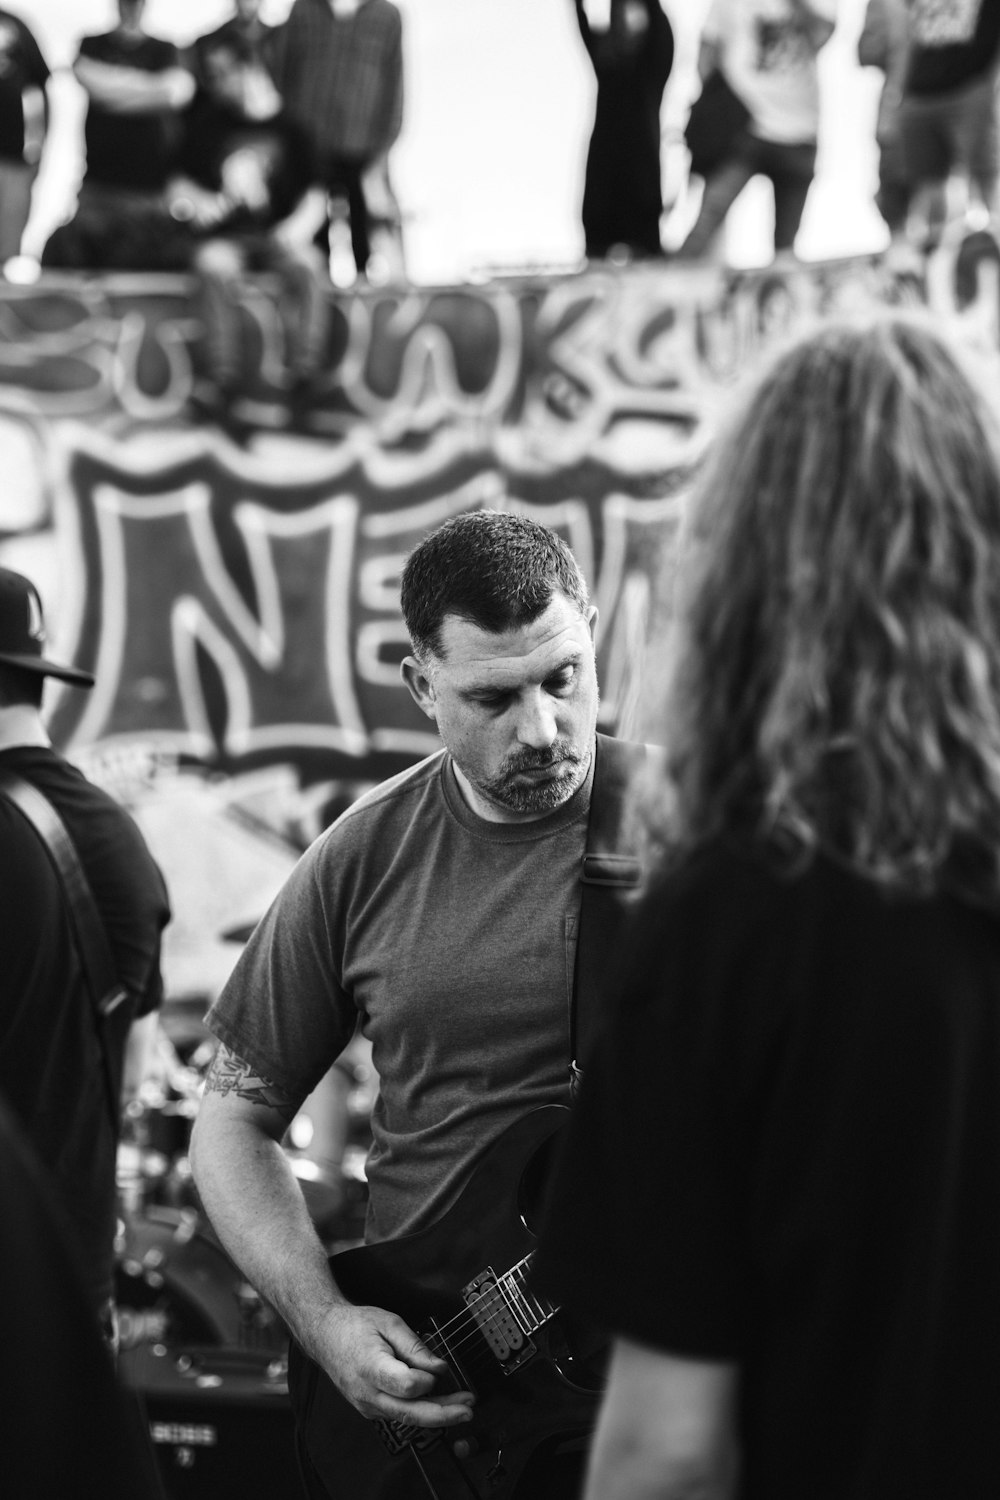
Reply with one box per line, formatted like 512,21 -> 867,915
0,769 -> 128,1132
570,732 -> 656,1089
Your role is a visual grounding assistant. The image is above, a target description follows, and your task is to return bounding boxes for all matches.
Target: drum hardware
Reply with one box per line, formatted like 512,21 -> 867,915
116,1205 -> 288,1354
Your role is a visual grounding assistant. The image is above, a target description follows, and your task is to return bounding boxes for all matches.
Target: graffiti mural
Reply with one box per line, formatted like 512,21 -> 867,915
1,238 -> 997,999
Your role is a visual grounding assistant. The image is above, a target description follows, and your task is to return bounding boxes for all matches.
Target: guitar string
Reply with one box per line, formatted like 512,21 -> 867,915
414,1256 -> 552,1350
409,1310 -> 536,1419
411,1295 -> 546,1376
386,1325 -> 494,1438
412,1269 -> 560,1373
419,1260 -> 551,1355
383,1270 -> 562,1441
389,1287 -> 558,1446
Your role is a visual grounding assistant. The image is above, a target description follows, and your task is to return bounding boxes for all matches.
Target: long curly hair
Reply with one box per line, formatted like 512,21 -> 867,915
647,312 -> 1000,901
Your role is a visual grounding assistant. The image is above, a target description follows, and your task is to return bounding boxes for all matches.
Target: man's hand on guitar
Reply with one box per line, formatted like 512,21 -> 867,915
317,1301 -> 477,1428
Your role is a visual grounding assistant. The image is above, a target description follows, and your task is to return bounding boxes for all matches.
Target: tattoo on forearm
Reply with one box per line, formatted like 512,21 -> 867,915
203,1044 -> 298,1122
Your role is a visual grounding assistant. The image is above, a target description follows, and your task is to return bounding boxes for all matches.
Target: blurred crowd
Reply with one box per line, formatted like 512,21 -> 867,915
672,0 -> 1000,264
1,0 -> 404,289
1,0 -> 1000,287
573,0 -> 1000,266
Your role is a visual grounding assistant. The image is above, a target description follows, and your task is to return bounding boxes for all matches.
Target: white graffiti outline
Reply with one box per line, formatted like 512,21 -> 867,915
237,279 -> 297,388
593,490 -> 688,726
232,496 -> 368,756
326,290 -> 524,436
361,472 -> 507,751
595,490 -> 688,624
113,308 -> 202,422
67,475 -> 371,758
519,271 -> 710,468
0,275 -> 200,421
71,481 -> 214,757
504,496 -> 596,600
360,470 -> 507,541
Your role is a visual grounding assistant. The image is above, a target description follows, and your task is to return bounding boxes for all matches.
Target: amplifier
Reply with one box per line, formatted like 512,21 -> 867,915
120,1342 -> 301,1500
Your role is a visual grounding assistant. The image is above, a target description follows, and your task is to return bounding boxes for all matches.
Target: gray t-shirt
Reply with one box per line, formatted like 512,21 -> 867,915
206,749 -> 592,1241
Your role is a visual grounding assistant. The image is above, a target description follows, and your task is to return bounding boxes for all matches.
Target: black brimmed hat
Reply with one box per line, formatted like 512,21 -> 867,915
0,568 -> 94,687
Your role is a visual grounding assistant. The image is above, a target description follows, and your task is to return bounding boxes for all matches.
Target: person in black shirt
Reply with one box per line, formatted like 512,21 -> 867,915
857,0 -> 912,238
0,566 -> 171,1333
41,0 -> 195,270
898,0 -> 1000,247
0,7 -> 49,265
536,313 -> 1000,1499
572,0 -> 674,260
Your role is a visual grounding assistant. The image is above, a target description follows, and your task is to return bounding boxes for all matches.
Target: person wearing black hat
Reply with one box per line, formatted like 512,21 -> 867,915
0,565 -> 171,1339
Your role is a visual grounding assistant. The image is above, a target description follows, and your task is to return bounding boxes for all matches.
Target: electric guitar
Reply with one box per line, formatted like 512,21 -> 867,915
287,1105 -> 606,1499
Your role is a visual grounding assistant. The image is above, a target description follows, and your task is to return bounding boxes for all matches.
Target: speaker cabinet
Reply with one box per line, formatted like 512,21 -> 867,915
121,1343 -> 300,1499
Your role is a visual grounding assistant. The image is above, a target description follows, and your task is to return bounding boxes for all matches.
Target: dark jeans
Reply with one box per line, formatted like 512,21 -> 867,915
317,154 -> 372,273
876,128 -> 912,236
681,131 -> 818,257
41,183 -> 195,272
193,233 -> 328,388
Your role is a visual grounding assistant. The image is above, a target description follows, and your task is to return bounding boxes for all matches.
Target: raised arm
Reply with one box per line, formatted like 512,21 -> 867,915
572,0 -> 596,59
644,0 -> 675,89
19,23 -> 50,152
189,1043 -> 474,1429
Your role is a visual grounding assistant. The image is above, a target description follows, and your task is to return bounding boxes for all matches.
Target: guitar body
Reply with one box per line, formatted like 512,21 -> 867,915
288,1106 -> 605,1500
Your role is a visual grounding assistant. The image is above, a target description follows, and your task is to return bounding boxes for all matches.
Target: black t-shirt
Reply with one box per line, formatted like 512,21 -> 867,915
536,840 -> 1000,1499
78,29 -> 183,190
0,746 -> 170,1309
575,0 -> 674,236
0,8 -> 49,161
905,0 -> 1000,96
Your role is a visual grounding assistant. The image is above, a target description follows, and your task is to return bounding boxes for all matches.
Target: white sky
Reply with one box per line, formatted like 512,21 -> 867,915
15,0 -> 880,282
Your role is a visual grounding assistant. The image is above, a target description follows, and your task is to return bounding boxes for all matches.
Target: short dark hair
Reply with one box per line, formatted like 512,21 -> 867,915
0,663 -> 44,709
400,510 -> 589,660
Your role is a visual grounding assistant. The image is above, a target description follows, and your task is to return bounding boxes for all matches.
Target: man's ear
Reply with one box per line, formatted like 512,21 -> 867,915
401,655 -> 438,720
586,604 -> 599,646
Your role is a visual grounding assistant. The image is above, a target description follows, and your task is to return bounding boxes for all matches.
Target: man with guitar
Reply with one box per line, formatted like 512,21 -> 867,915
190,510 -> 648,1499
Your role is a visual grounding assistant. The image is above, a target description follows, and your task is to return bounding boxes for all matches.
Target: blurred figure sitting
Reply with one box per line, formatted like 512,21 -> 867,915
858,0 -> 911,244
268,0 -> 404,284
167,34 -> 328,389
0,7 -> 50,270
677,0 -> 837,263
41,0 -> 195,271
572,0 -> 675,262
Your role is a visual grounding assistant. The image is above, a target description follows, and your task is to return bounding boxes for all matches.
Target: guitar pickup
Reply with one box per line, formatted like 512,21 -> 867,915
462,1267 -> 536,1373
